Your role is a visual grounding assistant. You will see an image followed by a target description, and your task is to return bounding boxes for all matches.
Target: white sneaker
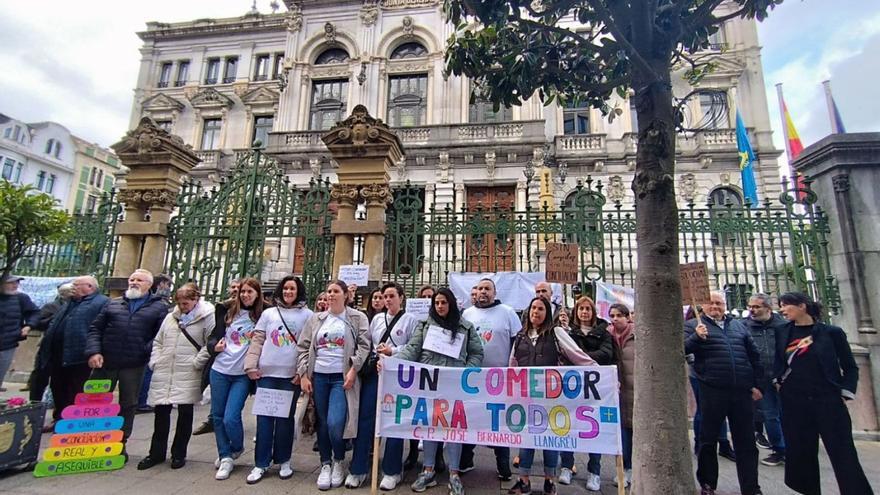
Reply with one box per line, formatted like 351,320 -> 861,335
215,458 -> 234,480
331,461 -> 345,488
247,467 -> 267,484
380,473 -> 401,491
558,467 -> 573,485
317,464 -> 332,490
612,469 -> 632,488
346,473 -> 367,488
586,473 -> 601,491
214,450 -> 243,468
279,461 -> 294,479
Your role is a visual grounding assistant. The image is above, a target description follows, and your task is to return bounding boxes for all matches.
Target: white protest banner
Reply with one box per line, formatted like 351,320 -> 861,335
594,281 -> 635,320
19,276 -> 75,308
448,272 -> 563,311
252,388 -> 295,418
405,298 -> 431,321
338,264 -> 370,286
377,357 -> 622,454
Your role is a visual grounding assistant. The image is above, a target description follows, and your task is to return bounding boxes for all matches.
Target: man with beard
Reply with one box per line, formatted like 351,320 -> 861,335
86,269 -> 169,461
0,275 -> 39,391
460,278 -> 521,480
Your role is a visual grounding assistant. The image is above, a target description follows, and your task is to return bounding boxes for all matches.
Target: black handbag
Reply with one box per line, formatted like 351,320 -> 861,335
360,312 -> 402,378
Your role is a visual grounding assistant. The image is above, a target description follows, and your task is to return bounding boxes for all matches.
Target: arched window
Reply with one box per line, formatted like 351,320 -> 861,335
310,79 -> 349,130
315,48 -> 350,65
390,42 -> 428,59
708,187 -> 743,246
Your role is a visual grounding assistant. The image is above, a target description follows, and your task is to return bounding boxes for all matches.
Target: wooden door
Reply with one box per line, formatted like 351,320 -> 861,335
466,186 -> 516,272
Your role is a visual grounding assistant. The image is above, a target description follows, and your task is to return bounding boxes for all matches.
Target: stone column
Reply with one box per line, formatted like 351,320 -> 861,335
109,117 -> 200,294
322,105 -> 404,286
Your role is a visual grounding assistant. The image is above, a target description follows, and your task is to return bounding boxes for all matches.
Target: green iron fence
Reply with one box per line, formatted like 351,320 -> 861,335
164,149 -> 335,303
11,192 -> 121,282
384,178 -> 840,314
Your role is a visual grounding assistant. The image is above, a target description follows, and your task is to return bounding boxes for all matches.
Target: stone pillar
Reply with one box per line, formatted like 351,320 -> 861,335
322,105 -> 404,286
109,117 -> 200,294
793,132 -> 880,432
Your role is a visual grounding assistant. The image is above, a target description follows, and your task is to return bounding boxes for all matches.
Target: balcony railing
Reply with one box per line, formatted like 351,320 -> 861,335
697,128 -> 737,148
157,81 -> 169,88
194,150 -> 222,167
204,78 -> 218,85
555,134 -> 606,154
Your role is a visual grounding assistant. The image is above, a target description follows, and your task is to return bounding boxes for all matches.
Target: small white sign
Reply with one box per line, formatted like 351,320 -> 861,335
422,324 -> 465,359
252,387 -> 295,418
338,264 -> 370,286
405,298 -> 431,321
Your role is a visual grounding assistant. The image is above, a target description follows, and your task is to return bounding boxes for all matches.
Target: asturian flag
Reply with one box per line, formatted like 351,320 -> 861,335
735,110 -> 759,207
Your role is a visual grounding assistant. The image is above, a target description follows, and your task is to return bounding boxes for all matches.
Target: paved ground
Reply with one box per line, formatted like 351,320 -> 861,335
0,383 -> 878,494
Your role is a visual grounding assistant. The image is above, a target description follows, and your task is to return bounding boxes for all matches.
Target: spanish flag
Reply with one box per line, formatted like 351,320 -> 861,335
775,84 -> 806,200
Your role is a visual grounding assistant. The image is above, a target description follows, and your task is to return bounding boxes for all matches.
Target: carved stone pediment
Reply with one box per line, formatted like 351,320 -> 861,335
187,87 -> 234,109
322,104 -> 402,155
141,93 -> 185,112
112,117 -> 194,158
240,85 -> 280,107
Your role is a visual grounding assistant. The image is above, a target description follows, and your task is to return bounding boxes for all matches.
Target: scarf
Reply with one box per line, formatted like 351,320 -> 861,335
610,319 -> 634,350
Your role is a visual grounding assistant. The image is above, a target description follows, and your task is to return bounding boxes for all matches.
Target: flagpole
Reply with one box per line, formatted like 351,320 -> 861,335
822,80 -> 845,134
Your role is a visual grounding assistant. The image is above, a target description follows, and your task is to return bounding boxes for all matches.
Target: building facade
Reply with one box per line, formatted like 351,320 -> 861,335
69,137 -> 124,213
0,114 -> 76,207
130,0 -> 784,281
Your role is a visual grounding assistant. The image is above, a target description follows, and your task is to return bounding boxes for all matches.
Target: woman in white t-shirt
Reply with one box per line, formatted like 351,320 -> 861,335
346,282 -> 419,490
297,280 -> 370,491
207,277 -> 263,481
243,276 -> 314,484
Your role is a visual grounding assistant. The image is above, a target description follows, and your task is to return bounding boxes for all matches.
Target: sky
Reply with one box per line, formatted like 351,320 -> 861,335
1,0 -> 878,157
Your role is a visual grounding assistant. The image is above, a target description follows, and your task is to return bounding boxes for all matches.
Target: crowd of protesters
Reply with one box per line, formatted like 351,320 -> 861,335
0,270 -> 873,495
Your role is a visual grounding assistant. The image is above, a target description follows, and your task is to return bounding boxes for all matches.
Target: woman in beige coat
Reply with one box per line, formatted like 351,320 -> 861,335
297,279 -> 370,491
138,283 -> 214,471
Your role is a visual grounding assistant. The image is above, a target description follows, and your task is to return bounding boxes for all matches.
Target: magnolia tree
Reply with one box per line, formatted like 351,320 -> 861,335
444,0 -> 783,492
0,181 -> 70,279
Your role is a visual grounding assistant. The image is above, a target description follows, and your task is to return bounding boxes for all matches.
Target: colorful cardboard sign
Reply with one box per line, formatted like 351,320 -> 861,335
34,380 -> 125,477
34,456 -> 125,478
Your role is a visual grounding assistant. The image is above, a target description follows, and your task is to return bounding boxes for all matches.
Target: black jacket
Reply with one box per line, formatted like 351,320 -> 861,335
684,315 -> 762,391
774,322 -> 859,399
0,292 -> 39,351
569,318 -> 615,365
85,295 -> 169,369
38,293 -> 109,369
743,313 -> 789,383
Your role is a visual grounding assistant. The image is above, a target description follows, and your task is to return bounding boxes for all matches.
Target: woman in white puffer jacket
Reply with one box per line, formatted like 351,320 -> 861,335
139,283 -> 215,471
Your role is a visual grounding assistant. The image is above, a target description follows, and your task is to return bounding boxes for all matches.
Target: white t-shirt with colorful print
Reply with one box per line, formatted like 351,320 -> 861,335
314,312 -> 348,374
212,309 -> 256,376
256,306 -> 314,378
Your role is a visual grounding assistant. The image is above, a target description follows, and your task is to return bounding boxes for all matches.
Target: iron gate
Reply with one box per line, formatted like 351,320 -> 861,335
165,149 -> 334,302
384,178 -> 840,314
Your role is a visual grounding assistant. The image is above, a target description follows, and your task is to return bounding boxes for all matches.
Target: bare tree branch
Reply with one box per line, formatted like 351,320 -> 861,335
681,0 -> 727,33
583,0 -> 663,83
712,5 -> 753,24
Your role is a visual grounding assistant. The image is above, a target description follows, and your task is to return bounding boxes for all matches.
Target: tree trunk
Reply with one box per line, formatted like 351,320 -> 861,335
630,60 -> 695,493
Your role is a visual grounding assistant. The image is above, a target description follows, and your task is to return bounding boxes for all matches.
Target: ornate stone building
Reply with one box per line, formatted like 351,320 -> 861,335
130,0 -> 784,280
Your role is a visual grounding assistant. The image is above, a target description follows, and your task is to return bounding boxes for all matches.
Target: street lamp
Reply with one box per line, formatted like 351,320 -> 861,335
556,160 -> 568,184
523,158 -> 536,183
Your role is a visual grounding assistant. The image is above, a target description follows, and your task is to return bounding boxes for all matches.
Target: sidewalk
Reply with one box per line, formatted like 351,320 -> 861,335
1,383 -> 877,494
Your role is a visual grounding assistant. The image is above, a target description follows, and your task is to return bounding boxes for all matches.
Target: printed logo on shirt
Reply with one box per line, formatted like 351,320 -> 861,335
270,327 -> 297,347
317,329 -> 345,350
786,335 -> 813,362
229,327 -> 254,346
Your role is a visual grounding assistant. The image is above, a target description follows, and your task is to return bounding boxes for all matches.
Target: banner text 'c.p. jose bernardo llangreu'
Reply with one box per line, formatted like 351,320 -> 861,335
377,357 -> 622,455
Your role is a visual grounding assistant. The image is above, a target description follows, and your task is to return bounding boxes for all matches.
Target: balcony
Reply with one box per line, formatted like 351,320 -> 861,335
266,120 -> 547,155
554,134 -> 607,157
696,128 -> 737,150
194,150 -> 222,167
157,81 -> 169,88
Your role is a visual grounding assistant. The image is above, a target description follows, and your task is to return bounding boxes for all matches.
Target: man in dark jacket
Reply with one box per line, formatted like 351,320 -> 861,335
26,282 -> 75,402
744,294 -> 788,467
86,269 -> 169,455
38,276 -> 109,426
684,291 -> 764,495
0,275 -> 39,391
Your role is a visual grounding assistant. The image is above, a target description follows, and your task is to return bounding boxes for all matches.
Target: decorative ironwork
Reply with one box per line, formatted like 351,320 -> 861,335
383,179 -> 840,314
12,192 -> 122,283
165,148 -> 335,302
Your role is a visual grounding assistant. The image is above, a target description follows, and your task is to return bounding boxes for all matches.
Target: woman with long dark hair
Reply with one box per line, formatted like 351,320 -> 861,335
243,276 -> 313,483
397,288 -> 484,495
208,277 -> 263,480
508,297 -> 595,495
775,292 -> 873,495
365,288 -> 385,323
297,280 -> 371,491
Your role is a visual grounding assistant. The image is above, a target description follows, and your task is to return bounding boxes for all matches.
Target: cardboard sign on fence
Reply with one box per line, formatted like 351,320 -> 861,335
545,242 -> 579,284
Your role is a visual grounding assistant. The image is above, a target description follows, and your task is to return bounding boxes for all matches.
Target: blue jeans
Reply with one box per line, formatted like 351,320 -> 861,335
138,366 -> 153,408
622,427 -> 633,470
254,377 -> 301,468
424,441 -> 462,472
313,372 -> 347,464
518,448 -> 559,477
0,348 -> 16,389
350,372 -> 378,475
587,453 -> 602,476
210,369 -> 251,459
759,383 -> 785,454
690,377 -> 730,450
